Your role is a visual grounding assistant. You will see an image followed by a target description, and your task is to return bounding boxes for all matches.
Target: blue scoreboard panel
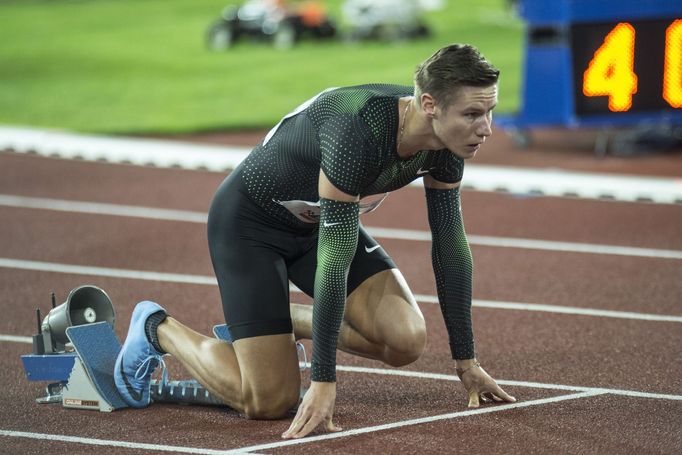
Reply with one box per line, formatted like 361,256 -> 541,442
496,0 -> 682,131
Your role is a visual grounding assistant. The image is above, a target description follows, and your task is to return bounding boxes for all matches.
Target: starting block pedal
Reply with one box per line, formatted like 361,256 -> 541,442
212,323 -> 232,342
63,322 -> 129,411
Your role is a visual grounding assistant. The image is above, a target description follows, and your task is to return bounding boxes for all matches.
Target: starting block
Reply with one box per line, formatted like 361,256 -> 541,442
21,321 -> 128,412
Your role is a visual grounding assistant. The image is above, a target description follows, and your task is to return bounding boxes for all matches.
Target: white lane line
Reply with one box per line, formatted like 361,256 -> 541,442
3,194 -> 682,260
7,332 -> 680,400
0,334 -> 31,343
367,227 -> 682,260
0,258 -> 218,285
224,391 -> 607,453
414,295 -> 682,322
3,125 -> 682,204
335,366 -> 682,401
0,194 -> 208,223
2,258 -> 681,323
0,430 -> 257,455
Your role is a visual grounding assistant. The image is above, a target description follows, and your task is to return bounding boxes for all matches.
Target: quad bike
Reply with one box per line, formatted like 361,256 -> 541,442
207,0 -> 336,50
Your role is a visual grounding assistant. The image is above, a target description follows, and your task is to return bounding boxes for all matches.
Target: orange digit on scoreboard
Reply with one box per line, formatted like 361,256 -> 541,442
582,22 -> 638,112
663,19 -> 682,108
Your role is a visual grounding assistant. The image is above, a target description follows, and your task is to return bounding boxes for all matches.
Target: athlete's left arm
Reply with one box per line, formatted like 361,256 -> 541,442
423,174 -> 516,408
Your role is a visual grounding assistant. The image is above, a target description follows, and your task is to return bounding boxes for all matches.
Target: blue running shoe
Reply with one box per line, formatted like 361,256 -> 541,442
114,301 -> 167,408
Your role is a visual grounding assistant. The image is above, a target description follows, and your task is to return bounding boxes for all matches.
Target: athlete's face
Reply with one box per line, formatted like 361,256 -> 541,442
430,84 -> 497,160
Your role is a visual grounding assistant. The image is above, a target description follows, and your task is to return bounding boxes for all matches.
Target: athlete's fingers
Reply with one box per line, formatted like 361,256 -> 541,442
282,409 -> 308,438
491,384 -> 516,403
291,413 -> 324,439
325,418 -> 342,433
467,389 -> 480,408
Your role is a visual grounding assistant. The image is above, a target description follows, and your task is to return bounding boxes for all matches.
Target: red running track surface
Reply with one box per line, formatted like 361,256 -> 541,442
1,146 -> 681,454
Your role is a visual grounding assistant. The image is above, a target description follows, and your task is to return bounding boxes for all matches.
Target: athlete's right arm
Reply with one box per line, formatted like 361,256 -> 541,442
282,170 -> 359,440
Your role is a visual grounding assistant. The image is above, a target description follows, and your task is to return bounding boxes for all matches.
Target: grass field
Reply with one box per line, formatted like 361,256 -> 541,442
0,0 -> 524,134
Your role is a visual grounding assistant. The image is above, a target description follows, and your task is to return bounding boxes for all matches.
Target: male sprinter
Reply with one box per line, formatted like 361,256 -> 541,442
115,43 -> 516,439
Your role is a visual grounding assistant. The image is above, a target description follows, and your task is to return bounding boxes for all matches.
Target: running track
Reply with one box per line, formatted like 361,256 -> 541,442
1,129 -> 681,454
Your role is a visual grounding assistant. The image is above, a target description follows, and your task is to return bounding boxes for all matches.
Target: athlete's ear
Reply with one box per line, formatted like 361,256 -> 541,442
421,93 -> 436,118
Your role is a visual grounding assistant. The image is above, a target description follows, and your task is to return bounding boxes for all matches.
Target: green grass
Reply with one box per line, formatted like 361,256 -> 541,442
0,0 -> 523,134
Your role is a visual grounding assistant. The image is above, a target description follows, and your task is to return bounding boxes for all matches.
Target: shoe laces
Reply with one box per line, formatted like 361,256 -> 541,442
134,354 -> 168,385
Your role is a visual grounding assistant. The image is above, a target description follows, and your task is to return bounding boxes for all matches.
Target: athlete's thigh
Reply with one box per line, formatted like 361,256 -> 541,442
208,172 -> 293,341
344,228 -> 423,341
344,268 -> 423,339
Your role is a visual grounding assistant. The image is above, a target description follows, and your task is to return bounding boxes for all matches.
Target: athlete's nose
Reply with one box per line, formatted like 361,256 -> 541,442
477,115 -> 492,138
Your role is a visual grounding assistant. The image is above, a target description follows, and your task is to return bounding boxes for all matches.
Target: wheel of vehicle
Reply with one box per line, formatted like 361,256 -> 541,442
206,20 -> 235,50
273,21 -> 297,49
316,20 -> 337,38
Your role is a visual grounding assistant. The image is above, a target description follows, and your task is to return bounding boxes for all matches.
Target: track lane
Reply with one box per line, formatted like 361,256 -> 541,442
2,207 -> 680,315
4,269 -> 681,394
3,152 -> 682,250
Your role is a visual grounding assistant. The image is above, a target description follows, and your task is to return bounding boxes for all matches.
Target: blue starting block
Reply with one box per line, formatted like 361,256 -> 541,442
63,322 -> 129,411
212,323 -> 232,342
21,321 -> 128,411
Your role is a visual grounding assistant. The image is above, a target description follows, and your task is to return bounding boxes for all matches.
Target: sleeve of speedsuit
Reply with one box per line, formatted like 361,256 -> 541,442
425,186 -> 475,360
311,114 -> 374,382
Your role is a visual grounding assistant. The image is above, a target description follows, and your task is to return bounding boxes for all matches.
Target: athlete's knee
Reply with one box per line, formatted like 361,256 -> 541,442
242,382 -> 299,420
384,314 -> 426,367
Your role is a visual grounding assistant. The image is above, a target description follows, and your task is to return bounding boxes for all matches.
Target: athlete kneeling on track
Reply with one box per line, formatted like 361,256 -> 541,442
114,43 -> 516,439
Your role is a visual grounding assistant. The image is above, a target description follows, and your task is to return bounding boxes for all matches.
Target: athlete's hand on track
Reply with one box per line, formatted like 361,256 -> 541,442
457,360 -> 517,408
282,381 -> 342,439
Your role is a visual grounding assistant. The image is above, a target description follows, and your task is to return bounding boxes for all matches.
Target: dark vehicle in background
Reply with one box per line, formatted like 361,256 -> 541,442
206,0 -> 336,50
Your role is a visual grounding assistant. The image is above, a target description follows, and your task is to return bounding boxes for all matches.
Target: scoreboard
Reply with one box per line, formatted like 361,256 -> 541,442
495,0 -> 682,131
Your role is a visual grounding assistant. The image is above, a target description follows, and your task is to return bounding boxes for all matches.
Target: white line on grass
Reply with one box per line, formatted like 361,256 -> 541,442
2,194 -> 681,260
0,391 -> 606,454
2,258 -> 681,323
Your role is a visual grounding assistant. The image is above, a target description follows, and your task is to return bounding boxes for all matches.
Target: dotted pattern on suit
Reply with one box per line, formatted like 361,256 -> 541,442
310,198 -> 360,382
425,187 -> 475,360
240,84 -> 465,229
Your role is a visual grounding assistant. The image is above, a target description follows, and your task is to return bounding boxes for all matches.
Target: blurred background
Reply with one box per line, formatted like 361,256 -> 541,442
0,0 -> 524,135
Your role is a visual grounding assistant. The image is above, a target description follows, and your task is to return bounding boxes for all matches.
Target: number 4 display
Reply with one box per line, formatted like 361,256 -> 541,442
583,19 -> 682,112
